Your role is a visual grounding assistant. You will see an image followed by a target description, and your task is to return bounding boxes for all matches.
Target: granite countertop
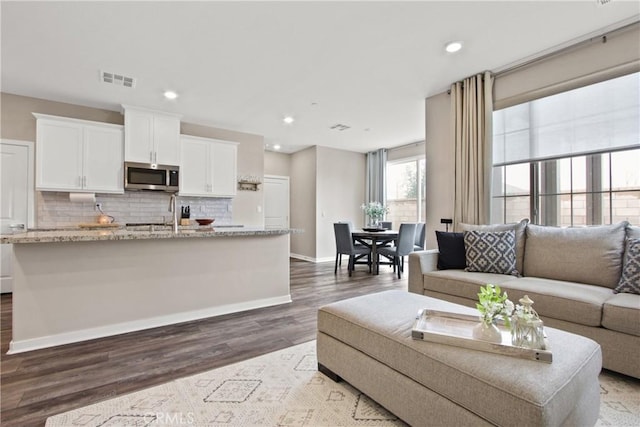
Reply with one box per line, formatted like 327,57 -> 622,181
0,227 -> 303,244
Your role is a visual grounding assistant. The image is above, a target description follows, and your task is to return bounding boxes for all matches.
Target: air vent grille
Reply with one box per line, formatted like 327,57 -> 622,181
330,124 -> 351,131
101,70 -> 136,88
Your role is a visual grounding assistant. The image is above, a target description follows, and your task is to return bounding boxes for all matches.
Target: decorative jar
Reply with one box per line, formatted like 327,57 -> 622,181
511,295 -> 546,349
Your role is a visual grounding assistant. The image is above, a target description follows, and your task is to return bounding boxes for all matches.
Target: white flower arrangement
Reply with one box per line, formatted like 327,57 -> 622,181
476,284 -> 514,327
361,201 -> 389,219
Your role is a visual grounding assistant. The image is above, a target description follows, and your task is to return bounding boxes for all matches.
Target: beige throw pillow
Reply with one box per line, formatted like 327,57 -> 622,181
524,222 -> 628,288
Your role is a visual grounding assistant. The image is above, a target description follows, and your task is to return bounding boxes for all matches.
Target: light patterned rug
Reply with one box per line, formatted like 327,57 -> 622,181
46,340 -> 640,427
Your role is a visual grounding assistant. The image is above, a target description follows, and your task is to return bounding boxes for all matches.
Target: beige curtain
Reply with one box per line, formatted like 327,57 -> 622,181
451,71 -> 494,228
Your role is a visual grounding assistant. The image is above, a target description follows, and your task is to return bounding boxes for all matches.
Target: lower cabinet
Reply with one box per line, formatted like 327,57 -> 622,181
34,114 -> 124,193
179,135 -> 238,197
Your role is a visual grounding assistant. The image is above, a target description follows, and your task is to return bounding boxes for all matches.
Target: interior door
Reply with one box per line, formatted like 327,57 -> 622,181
1,141 -> 32,293
264,175 -> 289,229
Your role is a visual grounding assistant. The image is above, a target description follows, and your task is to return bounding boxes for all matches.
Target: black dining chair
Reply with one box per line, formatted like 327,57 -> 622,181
334,223 -> 372,276
377,223 -> 417,278
413,222 -> 426,251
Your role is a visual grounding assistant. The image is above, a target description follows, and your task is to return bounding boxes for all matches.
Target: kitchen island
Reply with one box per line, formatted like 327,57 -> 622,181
1,227 -> 300,353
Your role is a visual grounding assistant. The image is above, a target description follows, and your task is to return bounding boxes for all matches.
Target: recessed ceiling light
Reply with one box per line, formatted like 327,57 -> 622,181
445,41 -> 463,53
164,90 -> 178,100
273,144 -> 281,150
283,116 -> 294,124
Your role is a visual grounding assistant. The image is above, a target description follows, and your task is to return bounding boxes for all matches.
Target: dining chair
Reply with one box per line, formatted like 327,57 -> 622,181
380,221 -> 392,230
334,223 -> 372,276
377,223 -> 417,278
413,222 -> 426,251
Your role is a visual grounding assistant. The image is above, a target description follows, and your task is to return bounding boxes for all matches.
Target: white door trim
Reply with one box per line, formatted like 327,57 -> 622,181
1,139 -> 36,229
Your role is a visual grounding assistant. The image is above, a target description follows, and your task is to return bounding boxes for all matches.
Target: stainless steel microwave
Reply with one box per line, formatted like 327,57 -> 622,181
124,162 -> 179,192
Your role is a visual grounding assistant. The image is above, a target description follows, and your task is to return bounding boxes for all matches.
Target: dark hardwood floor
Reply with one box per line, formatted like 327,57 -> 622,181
0,258 -> 407,426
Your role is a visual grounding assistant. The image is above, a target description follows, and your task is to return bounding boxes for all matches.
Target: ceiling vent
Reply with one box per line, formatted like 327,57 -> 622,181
100,70 -> 136,88
330,124 -> 351,131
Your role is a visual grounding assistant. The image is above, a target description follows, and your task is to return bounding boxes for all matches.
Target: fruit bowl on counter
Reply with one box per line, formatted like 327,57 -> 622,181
195,218 -> 215,226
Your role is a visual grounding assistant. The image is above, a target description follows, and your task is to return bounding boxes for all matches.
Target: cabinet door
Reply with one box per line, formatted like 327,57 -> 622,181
179,137 -> 211,197
83,125 -> 124,193
124,109 -> 154,163
154,115 -> 180,166
36,120 -> 83,190
210,142 -> 237,197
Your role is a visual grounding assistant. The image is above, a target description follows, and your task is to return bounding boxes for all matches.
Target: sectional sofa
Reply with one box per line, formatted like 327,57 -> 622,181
409,220 -> 640,379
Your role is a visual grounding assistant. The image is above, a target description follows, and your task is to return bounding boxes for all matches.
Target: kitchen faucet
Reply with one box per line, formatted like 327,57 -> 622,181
168,193 -> 179,233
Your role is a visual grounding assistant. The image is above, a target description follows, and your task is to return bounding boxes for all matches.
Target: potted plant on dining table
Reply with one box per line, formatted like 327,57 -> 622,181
361,201 -> 389,229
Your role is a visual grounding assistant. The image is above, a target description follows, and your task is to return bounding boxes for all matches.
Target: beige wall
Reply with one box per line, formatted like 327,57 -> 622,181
264,151 -> 291,177
290,147 -> 317,258
1,93 -> 265,226
424,25 -> 640,250
425,92 -> 453,250
316,146 -> 366,259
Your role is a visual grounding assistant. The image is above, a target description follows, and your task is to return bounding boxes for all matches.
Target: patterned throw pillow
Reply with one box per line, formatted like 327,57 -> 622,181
614,238 -> 640,295
464,230 -> 518,275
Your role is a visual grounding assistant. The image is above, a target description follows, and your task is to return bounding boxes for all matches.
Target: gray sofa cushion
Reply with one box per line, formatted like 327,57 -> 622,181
524,222 -> 627,288
425,272 -> 611,327
497,277 -> 613,327
603,293 -> 640,337
459,219 -> 528,275
628,225 -> 640,239
423,270 -> 516,300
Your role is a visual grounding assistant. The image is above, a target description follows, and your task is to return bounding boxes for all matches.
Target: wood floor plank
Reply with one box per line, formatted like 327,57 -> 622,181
0,258 -> 407,426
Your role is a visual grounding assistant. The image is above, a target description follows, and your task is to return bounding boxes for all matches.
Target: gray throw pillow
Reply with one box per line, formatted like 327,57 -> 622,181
459,219 -> 528,274
615,238 -> 640,295
463,230 -> 518,275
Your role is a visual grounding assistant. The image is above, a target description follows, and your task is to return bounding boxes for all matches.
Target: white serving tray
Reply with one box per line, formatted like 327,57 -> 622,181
412,309 -> 552,363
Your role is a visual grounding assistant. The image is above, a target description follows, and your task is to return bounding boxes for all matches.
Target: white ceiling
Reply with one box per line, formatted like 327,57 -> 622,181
2,1 -> 639,154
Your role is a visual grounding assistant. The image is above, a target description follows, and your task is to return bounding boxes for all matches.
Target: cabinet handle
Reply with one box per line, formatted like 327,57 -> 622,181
154,152 -> 157,164
150,151 -> 154,163
83,176 -> 87,187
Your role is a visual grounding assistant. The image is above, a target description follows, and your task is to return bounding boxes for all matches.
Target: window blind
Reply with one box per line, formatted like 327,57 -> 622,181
493,72 -> 640,166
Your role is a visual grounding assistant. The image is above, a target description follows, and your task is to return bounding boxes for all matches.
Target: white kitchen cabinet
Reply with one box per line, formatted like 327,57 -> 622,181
122,105 -> 181,165
34,114 -> 124,193
179,135 -> 238,197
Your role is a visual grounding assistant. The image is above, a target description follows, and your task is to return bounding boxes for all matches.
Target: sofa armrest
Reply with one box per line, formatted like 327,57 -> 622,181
408,250 -> 439,295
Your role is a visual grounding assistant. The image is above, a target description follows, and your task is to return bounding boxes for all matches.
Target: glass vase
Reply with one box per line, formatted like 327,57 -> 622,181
472,321 -> 502,343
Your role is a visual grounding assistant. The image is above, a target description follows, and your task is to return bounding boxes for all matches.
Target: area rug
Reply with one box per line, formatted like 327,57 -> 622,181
46,340 -> 640,427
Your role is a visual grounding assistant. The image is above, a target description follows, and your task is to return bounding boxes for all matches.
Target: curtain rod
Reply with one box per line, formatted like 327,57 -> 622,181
445,20 -> 638,95
494,20 -> 639,78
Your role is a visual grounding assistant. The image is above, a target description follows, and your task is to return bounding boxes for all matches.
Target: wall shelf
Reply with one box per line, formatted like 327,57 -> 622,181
238,181 -> 261,191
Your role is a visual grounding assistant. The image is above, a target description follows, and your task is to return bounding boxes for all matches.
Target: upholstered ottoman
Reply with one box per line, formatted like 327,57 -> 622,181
317,290 -> 602,427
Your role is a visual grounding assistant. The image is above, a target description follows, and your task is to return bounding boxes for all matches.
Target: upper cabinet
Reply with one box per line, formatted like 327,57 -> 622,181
179,135 -> 238,198
34,114 -> 124,193
122,105 -> 181,166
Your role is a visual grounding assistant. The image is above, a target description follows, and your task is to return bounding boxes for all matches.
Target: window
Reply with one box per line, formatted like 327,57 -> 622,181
386,157 -> 426,226
492,72 -> 640,226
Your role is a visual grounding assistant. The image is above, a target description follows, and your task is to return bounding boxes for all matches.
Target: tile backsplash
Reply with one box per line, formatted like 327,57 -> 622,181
37,191 -> 233,228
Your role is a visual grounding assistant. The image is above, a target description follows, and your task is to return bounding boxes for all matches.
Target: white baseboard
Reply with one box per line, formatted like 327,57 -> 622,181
290,253 -> 334,263
8,294 -> 292,354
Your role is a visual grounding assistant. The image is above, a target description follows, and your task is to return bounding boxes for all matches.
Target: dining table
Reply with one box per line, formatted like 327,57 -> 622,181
352,229 -> 399,275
